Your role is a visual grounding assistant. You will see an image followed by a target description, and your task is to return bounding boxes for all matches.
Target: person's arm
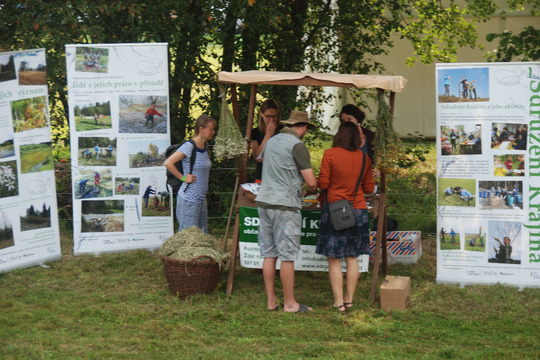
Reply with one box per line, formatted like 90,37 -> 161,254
163,149 -> 196,183
301,168 -> 317,194
317,151 -> 331,191
361,157 -> 376,195
250,140 -> 264,163
251,125 -> 276,162
292,143 -> 317,194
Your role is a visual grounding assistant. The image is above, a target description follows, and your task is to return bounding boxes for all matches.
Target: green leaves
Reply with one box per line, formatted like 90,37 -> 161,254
486,26 -> 540,61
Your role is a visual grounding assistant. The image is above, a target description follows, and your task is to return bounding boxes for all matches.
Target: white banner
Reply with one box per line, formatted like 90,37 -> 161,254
436,62 -> 540,288
0,49 -> 61,272
66,43 -> 173,255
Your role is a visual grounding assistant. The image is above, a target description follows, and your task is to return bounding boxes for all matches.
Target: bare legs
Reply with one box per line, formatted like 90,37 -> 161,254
262,257 -> 312,312
328,257 -> 359,311
262,257 -> 279,310
344,257 -> 359,307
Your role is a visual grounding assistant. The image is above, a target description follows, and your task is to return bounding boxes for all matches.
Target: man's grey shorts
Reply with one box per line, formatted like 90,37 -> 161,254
257,207 -> 302,261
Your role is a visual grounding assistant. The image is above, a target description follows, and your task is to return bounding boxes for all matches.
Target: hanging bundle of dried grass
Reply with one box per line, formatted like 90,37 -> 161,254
158,226 -> 229,268
374,92 -> 401,174
213,86 -> 248,162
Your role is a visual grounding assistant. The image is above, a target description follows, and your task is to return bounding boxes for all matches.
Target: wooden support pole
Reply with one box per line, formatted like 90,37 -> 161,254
222,176 -> 240,251
226,210 -> 241,296
370,192 -> 386,303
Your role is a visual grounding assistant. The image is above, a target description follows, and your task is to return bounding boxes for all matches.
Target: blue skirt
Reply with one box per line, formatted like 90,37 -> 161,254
315,203 -> 372,258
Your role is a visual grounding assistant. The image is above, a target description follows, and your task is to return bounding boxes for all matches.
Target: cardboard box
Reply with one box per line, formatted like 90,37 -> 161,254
369,231 -> 422,264
380,275 -> 411,311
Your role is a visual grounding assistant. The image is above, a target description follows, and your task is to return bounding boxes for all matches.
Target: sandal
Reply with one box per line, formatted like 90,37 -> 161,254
326,304 -> 346,313
268,302 -> 284,311
295,303 -> 312,313
344,302 -> 353,309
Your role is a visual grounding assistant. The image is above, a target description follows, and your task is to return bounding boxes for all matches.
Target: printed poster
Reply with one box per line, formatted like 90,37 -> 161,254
0,48 -> 62,272
436,62 -> 540,288
65,43 -> 173,255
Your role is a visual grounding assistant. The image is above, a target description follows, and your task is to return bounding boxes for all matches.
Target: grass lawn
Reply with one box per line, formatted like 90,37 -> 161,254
0,230 -> 538,359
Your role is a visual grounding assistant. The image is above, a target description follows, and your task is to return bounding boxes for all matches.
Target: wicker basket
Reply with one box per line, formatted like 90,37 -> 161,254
160,255 -> 222,299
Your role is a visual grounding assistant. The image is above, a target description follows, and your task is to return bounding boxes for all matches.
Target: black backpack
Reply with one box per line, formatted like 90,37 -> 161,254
165,139 -> 197,195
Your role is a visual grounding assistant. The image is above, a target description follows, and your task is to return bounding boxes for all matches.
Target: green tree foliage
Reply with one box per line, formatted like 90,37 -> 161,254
0,0 -> 536,146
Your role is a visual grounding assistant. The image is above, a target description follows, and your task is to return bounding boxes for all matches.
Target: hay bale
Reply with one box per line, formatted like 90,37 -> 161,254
158,226 -> 229,268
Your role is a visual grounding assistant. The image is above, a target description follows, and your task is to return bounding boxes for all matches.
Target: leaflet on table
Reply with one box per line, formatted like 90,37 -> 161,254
435,62 -> 540,288
0,49 -> 62,273
241,183 -> 260,194
65,43 -> 174,255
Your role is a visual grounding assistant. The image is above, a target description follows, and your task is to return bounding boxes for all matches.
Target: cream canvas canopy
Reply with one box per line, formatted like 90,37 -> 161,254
218,70 -> 407,92
217,70 -> 407,301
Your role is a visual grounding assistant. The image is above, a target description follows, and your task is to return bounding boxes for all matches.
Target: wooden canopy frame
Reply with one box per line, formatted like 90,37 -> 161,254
217,70 -> 408,302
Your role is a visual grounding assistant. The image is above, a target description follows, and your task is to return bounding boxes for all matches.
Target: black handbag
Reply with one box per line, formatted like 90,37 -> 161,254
327,152 -> 367,231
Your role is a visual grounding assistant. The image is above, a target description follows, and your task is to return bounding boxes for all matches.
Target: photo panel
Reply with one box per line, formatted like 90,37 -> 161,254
0,209 -> 15,250
478,180 -> 523,210
463,220 -> 486,252
10,96 -> 49,133
0,133 -> 15,159
73,168 -> 113,199
74,46 -> 109,73
0,53 -> 17,83
74,99 -> 113,132
437,67 -> 489,103
493,154 -> 525,177
128,138 -> 168,168
78,136 -> 117,167
438,218 -> 461,251
438,178 -> 476,207
0,159 -> 19,199
491,122 -> 528,151
487,220 -> 522,265
440,124 -> 482,156
114,176 -> 140,196
119,95 -> 167,134
14,50 -> 47,86
81,199 -> 124,233
19,141 -> 53,174
20,199 -> 52,232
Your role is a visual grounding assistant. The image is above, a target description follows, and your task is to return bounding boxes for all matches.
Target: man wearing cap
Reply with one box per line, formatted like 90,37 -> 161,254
255,110 -> 318,313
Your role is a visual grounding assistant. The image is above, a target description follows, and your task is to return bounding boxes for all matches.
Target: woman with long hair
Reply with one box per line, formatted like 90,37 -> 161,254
163,114 -> 216,233
316,121 -> 375,313
250,99 -> 281,182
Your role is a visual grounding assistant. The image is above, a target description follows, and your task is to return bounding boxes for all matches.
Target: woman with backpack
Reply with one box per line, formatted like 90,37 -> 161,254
163,114 -> 216,233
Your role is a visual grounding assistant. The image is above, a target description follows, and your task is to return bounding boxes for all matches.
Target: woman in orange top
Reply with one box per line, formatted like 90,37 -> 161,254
316,121 -> 375,313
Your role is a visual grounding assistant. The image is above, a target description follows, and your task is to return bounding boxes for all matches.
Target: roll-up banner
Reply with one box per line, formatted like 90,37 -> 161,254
436,62 -> 540,288
0,49 -> 62,272
65,43 -> 173,255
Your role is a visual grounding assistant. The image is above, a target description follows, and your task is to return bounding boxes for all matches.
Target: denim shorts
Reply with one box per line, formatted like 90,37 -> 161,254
257,207 -> 301,261
176,195 -> 208,233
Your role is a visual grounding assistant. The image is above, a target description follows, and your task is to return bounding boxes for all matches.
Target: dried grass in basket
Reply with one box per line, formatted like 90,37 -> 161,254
160,255 -> 222,299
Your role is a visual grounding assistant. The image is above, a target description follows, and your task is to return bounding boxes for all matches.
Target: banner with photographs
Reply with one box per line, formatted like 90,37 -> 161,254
66,43 -> 173,255
0,49 -> 61,272
436,62 -> 540,288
